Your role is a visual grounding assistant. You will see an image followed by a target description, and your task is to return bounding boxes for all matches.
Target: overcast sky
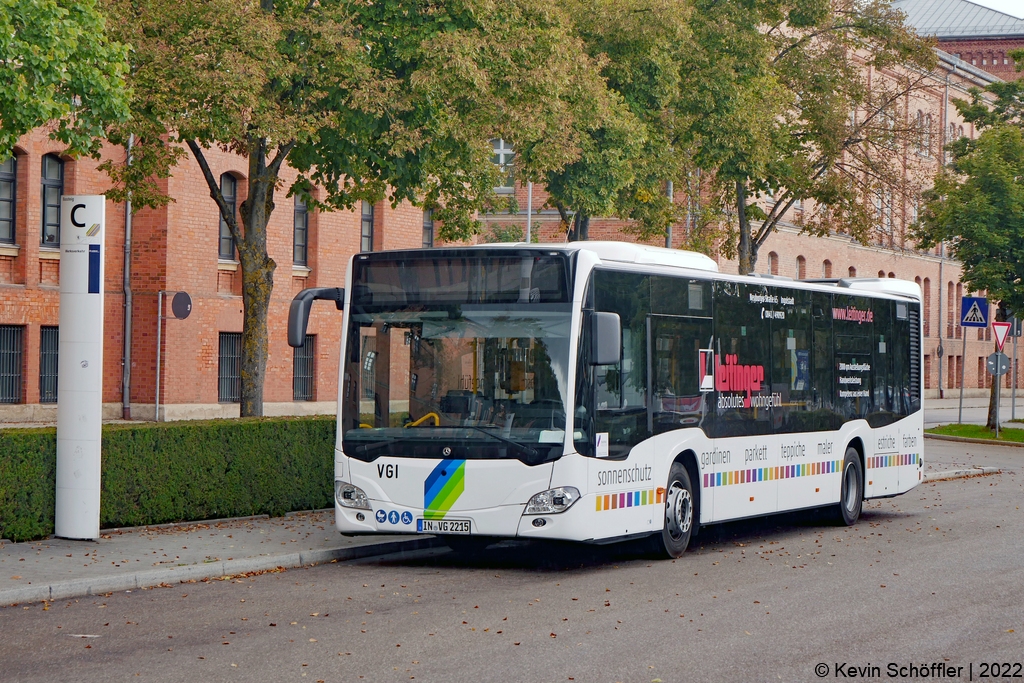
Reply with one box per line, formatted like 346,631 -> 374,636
967,0 -> 1024,18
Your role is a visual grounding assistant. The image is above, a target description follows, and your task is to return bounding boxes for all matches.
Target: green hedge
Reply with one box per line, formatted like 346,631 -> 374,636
0,417 -> 336,543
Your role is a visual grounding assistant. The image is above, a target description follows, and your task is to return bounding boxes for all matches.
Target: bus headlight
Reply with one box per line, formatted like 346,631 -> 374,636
525,487 -> 580,515
335,481 -> 370,510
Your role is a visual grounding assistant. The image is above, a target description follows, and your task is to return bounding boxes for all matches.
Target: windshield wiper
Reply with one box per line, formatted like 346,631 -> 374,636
461,425 -> 539,458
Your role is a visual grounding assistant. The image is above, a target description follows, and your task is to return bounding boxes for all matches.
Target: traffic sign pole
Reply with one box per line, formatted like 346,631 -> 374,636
958,297 -> 990,425
1013,333 -> 1018,421
958,332 -> 966,424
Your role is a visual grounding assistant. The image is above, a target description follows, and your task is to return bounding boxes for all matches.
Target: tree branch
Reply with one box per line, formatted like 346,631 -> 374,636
185,139 -> 244,247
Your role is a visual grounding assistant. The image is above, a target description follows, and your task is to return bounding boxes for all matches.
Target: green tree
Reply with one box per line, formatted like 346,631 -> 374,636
0,0 -> 130,158
102,0 -> 601,416
680,0 -> 936,273
915,60 -> 1024,428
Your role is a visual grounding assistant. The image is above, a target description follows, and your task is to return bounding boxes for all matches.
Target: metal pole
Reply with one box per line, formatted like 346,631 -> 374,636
937,244 -> 945,398
526,181 -> 533,244
1013,331 -> 1018,421
121,134 -> 134,420
957,330 -> 966,423
155,291 -> 163,422
665,180 -> 674,248
995,363 -> 1001,438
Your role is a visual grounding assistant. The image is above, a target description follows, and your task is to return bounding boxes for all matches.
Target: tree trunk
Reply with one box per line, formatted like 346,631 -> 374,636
986,303 -> 1008,430
567,211 -> 589,241
237,160 -> 278,418
736,181 -> 756,275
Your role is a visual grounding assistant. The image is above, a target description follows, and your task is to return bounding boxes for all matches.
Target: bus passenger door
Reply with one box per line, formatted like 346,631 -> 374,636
648,314 -> 715,522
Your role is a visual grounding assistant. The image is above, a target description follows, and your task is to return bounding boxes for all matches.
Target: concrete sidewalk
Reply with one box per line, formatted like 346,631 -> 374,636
0,510 -> 443,607
1,451 -> 1004,608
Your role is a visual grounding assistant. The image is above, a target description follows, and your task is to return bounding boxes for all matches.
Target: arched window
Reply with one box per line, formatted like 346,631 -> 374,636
924,114 -> 932,156
923,277 -> 931,336
958,125 -> 964,139
796,255 -> 806,280
947,281 -> 954,336
218,173 -> 237,259
878,270 -> 886,278
293,195 -> 308,266
848,266 -> 857,277
822,260 -> 832,278
955,283 -> 963,338
41,154 -> 64,246
916,111 -> 925,154
888,272 -> 896,279
0,156 -> 15,244
768,251 -> 779,276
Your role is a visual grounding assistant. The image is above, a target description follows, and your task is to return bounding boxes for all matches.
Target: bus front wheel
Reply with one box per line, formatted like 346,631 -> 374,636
651,462 -> 694,559
835,447 -> 863,526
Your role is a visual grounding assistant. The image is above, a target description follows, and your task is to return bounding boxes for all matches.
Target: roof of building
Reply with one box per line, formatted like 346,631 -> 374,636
893,0 -> 1024,39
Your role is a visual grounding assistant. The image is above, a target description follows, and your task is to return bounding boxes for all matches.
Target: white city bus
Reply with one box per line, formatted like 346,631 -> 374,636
288,242 -> 923,557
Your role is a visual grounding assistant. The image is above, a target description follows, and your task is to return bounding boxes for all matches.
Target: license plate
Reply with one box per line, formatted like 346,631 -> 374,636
417,518 -> 471,534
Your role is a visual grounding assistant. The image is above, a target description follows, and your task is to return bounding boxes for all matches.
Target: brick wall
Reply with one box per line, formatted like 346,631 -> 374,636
939,38 -> 1024,81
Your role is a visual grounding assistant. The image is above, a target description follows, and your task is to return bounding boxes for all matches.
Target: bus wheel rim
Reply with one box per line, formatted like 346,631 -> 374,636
843,464 -> 858,513
666,483 -> 692,539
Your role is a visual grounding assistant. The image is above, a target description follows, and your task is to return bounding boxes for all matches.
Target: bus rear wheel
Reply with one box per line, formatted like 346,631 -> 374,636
834,447 -> 863,526
650,462 -> 694,559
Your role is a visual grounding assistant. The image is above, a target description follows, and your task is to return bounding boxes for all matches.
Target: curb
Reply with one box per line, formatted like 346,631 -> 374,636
923,466 -> 1002,482
925,433 -> 1024,448
2,536 -> 446,607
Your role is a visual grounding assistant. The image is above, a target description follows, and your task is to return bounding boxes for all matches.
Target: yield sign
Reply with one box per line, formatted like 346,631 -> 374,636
993,321 -> 1012,351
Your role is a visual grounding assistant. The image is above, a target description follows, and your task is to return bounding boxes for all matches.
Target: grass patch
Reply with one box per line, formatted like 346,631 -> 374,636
926,423 -> 1024,443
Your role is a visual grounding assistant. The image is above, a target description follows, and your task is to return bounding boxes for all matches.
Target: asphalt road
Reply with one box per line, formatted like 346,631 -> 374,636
2,453 -> 1022,683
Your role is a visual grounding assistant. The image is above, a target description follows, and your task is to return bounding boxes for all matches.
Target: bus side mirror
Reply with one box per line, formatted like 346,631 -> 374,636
590,312 -> 621,365
288,287 -> 345,348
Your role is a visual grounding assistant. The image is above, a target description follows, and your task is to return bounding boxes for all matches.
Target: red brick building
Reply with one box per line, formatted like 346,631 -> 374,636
0,131 -> 435,422
893,0 -> 1024,81
0,38 -> 1016,422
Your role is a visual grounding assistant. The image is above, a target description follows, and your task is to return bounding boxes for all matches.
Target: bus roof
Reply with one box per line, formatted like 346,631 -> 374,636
368,241 -> 920,300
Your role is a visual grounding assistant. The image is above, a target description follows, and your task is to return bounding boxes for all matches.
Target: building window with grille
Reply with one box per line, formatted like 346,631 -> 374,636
768,251 -> 779,275
0,157 -> 15,244
293,334 -> 316,401
41,154 -> 63,246
491,138 -> 514,193
360,201 -> 374,252
218,332 -> 242,403
422,209 -> 434,248
293,196 -> 308,266
40,326 -> 58,403
822,260 -> 832,278
219,174 -> 237,260
0,325 -> 23,403
795,255 -> 806,280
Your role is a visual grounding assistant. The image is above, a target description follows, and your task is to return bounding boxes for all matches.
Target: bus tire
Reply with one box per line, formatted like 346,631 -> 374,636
651,462 -> 694,559
834,447 -> 863,526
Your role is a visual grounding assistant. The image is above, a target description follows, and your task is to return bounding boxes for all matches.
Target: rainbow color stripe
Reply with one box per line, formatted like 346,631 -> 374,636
867,453 -> 919,469
596,488 -> 665,512
423,459 -> 465,520
703,460 -> 842,488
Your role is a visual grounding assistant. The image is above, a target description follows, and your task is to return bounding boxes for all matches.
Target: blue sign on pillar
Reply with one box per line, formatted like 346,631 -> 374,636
961,296 -> 988,328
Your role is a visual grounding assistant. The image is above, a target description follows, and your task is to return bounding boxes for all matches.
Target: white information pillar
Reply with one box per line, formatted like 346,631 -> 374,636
55,195 -> 106,540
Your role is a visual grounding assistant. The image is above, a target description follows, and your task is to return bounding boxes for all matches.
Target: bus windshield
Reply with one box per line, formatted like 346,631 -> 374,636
341,253 -> 573,464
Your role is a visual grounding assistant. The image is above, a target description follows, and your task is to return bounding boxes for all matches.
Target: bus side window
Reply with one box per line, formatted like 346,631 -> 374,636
592,270 -> 651,458
710,282 -> 772,438
769,288 -> 823,433
891,300 -> 920,416
868,298 -> 896,427
810,293 -> 836,429
833,294 -> 873,423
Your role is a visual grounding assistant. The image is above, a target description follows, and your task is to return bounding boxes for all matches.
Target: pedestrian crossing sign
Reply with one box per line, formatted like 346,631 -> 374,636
961,297 -> 988,328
